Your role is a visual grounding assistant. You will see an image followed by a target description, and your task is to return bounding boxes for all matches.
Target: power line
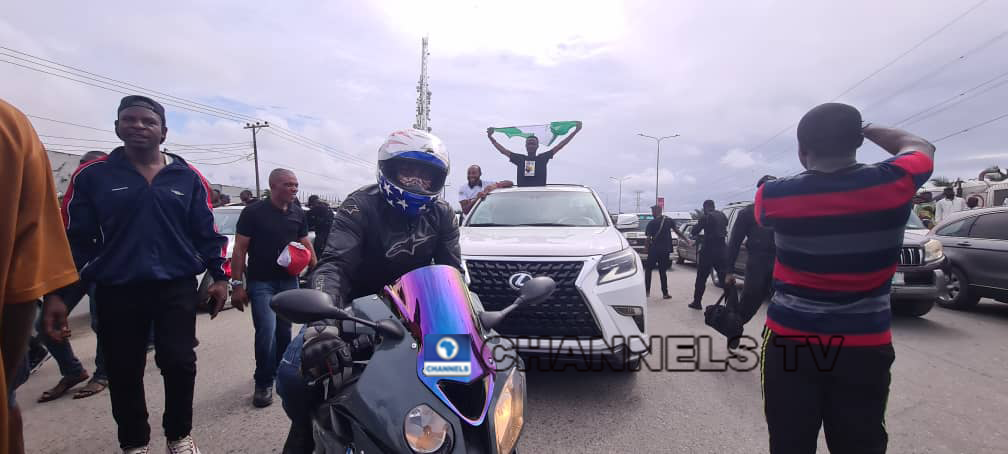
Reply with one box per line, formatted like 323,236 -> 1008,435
728,0 -> 991,160
897,71 -> 1008,127
3,46 -> 374,166
932,110 -> 1008,142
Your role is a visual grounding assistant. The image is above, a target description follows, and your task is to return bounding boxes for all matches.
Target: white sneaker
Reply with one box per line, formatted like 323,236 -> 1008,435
166,435 -> 201,454
123,446 -> 150,454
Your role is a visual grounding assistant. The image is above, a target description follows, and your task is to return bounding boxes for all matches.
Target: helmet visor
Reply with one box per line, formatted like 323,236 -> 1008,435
382,157 -> 446,196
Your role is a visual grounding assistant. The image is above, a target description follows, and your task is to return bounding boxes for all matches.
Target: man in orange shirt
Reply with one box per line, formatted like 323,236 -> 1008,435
0,98 -> 79,454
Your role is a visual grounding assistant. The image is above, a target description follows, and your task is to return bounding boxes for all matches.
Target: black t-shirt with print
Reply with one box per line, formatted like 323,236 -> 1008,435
509,150 -> 557,186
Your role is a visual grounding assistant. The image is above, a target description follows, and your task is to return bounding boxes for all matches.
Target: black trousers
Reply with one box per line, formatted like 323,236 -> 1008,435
734,253 -> 775,324
643,249 -> 671,295
95,278 -> 198,449
693,243 -> 729,303
760,328 -> 894,454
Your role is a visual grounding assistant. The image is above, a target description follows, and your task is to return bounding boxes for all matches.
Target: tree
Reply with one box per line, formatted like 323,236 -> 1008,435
930,176 -> 953,187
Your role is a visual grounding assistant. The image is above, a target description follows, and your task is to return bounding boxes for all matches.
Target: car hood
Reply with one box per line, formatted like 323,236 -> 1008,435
461,226 -> 624,257
903,228 -> 930,246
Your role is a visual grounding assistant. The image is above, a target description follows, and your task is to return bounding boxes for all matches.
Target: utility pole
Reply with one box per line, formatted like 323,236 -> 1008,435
637,133 -> 679,206
414,36 -> 432,132
634,190 -> 643,213
609,176 -> 630,214
244,121 -> 269,198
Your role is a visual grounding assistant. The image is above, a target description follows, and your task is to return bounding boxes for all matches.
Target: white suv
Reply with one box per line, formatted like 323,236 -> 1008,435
460,184 -> 649,367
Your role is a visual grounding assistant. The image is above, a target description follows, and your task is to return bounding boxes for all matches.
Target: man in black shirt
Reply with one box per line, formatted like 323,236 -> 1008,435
644,205 -> 690,298
486,122 -> 583,186
305,195 -> 334,257
689,199 -> 730,309
725,175 -> 777,324
230,168 -> 316,409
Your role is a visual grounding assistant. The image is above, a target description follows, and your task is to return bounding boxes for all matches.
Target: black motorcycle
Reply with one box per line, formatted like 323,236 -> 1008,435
271,264 -> 555,453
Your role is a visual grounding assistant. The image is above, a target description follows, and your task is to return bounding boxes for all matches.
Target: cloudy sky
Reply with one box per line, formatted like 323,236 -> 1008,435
4,0 -> 1008,211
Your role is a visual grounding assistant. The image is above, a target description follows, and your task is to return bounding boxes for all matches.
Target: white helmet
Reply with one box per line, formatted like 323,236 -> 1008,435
376,129 -> 450,218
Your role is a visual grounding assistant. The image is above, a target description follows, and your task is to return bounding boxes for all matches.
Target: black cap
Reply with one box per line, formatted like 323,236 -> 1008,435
796,103 -> 863,153
757,175 -> 777,188
650,204 -> 661,210
118,95 -> 166,126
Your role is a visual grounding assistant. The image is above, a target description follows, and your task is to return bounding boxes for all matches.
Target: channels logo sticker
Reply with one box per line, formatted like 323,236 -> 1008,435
422,334 -> 471,377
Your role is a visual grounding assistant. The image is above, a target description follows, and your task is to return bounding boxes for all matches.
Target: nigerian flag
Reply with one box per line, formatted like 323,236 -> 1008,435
492,121 -> 580,146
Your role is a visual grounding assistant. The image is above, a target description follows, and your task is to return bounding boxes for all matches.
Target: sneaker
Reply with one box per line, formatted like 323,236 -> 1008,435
166,435 -> 200,454
123,446 -> 150,454
687,301 -> 702,310
253,385 -> 273,408
662,294 -> 672,300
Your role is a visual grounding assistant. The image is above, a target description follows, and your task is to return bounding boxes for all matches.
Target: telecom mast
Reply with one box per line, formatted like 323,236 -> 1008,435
413,36 -> 432,132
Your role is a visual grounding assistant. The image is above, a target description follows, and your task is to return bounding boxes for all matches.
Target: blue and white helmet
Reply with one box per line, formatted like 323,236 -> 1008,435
377,129 -> 450,218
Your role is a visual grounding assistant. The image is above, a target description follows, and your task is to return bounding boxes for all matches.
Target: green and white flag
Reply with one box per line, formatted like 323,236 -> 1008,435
492,121 -> 579,146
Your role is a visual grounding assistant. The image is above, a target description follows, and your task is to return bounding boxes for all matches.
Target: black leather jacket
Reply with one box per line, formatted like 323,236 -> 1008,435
726,204 -> 775,265
309,184 -> 462,309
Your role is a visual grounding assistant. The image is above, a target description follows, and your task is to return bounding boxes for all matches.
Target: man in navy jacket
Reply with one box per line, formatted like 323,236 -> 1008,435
53,95 -> 228,454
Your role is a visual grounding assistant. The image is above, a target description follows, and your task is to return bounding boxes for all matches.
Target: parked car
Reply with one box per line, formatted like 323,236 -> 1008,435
678,202 -> 946,316
929,206 -> 1008,309
620,212 -> 691,259
460,184 -> 649,368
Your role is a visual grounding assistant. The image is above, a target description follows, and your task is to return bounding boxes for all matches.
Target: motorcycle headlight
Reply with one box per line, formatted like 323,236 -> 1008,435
597,248 -> 638,285
493,367 -> 526,454
404,404 -> 452,453
923,239 -> 944,262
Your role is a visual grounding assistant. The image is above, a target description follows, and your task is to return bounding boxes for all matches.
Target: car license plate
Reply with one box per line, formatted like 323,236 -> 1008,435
892,272 -> 905,285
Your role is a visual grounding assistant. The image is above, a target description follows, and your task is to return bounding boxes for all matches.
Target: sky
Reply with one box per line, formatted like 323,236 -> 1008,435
3,0 -> 1008,212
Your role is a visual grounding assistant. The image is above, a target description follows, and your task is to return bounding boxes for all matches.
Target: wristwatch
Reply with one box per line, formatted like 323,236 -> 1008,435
229,279 -> 244,288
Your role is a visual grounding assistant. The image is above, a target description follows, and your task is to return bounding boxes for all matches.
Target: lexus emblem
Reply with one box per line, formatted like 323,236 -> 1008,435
508,272 -> 533,290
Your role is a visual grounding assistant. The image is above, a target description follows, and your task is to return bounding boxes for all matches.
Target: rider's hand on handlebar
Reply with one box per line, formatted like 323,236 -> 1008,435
301,324 -> 353,383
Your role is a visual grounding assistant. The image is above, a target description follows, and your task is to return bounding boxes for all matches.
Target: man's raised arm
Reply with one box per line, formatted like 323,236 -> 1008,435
487,127 -> 515,158
862,124 -> 936,160
546,121 -> 583,156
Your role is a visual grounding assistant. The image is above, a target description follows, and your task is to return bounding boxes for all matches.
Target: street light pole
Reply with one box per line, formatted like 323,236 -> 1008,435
609,176 -> 630,214
637,133 -> 679,207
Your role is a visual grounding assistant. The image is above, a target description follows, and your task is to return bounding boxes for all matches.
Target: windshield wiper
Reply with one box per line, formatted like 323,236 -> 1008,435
518,223 -> 583,227
467,223 -> 517,227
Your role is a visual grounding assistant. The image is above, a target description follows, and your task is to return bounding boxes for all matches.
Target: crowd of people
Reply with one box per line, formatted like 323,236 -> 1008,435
3,92 -> 937,454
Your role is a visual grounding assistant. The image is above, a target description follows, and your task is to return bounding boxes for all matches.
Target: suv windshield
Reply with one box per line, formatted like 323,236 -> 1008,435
906,212 -> 927,230
466,191 -> 608,227
213,208 -> 242,235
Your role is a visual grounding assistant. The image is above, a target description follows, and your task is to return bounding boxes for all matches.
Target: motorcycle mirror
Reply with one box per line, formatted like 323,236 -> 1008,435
374,318 -> 405,340
480,276 -> 557,331
517,276 -> 556,306
270,289 -> 350,324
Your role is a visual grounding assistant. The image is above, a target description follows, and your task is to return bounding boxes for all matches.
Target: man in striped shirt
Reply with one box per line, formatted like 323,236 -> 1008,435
754,103 -> 935,454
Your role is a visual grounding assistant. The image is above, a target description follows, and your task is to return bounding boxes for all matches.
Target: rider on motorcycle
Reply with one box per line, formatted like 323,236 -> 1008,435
275,128 -> 461,453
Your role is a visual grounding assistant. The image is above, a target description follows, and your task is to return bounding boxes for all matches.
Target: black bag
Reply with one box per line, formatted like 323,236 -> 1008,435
704,284 -> 744,349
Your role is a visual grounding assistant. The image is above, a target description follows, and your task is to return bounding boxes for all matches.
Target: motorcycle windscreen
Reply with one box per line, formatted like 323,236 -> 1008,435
384,264 -> 496,426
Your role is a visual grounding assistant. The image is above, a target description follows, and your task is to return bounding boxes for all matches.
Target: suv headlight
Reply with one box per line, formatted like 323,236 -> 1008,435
597,248 -> 638,285
404,404 -> 452,453
923,239 -> 944,262
493,367 -> 526,454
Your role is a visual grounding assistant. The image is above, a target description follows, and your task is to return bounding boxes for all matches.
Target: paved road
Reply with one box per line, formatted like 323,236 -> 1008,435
18,265 -> 1008,453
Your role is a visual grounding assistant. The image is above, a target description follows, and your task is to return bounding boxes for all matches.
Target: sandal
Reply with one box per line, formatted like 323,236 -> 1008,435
38,373 -> 89,403
72,378 -> 108,399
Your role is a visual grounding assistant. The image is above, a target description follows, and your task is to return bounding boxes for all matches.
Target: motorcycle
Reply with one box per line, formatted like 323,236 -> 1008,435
271,264 -> 556,454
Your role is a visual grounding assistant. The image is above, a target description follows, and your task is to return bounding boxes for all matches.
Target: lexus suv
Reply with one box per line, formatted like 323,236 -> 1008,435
460,185 -> 649,368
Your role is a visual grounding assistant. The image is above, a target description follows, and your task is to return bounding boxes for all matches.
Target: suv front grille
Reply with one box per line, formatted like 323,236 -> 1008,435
466,260 -> 602,337
899,247 -> 923,266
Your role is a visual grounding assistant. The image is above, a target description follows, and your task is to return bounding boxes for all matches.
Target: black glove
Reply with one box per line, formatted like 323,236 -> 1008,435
301,323 -> 353,384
